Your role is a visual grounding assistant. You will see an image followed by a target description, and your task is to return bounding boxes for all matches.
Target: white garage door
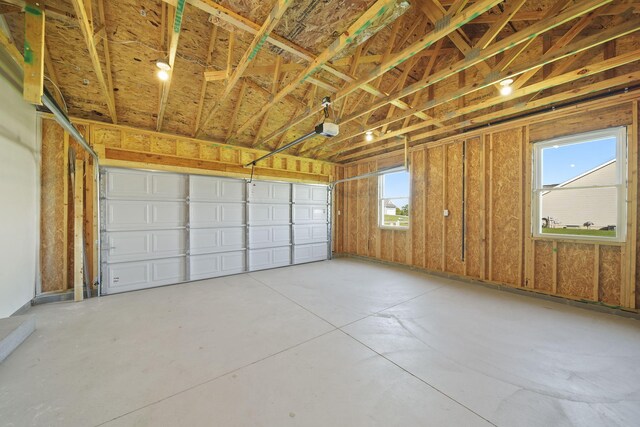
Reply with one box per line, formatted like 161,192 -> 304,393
102,169 -> 189,294
247,181 -> 292,271
292,184 -> 329,264
101,169 -> 330,294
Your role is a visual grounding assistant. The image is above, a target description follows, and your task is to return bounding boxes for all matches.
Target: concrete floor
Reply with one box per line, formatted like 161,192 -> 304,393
1,258 -> 639,427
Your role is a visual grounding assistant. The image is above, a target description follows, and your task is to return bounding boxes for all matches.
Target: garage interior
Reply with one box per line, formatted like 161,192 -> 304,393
0,0 -> 639,425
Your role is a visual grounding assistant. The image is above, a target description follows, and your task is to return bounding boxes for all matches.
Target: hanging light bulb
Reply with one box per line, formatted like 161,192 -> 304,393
156,61 -> 171,81
365,131 -> 374,142
499,78 -> 514,96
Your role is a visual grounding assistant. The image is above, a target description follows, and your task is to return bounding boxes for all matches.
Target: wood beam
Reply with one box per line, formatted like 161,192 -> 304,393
96,0 -> 115,116
330,21 -> 640,158
69,0 -> 117,122
417,0 -> 492,77
73,159 -> 84,302
157,0 -> 186,131
0,21 -> 23,66
258,0 -> 502,149
193,24 -> 218,136
512,10 -> 598,90
310,0 -> 614,153
23,0 -> 45,104
234,0 -> 399,135
225,81 -> 247,141
473,0 -> 526,49
337,64 -> 640,161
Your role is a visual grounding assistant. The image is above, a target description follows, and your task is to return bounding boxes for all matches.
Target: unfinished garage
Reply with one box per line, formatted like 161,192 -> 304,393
0,0 -> 639,425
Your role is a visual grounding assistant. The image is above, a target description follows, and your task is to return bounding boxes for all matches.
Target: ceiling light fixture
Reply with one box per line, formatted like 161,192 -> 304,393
499,78 -> 514,96
365,131 -> 374,142
156,61 -> 171,81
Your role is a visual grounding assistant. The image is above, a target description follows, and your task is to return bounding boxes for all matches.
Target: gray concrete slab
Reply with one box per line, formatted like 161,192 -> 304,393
0,258 -> 638,427
0,315 -> 35,363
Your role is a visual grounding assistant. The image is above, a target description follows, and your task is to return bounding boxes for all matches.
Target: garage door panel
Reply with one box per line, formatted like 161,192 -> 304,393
249,247 -> 291,271
104,230 -> 186,263
106,170 -> 186,200
190,202 -> 244,227
293,205 -> 328,223
190,251 -> 245,280
293,224 -> 328,245
151,203 -> 187,227
294,243 -> 328,264
106,200 -> 186,230
190,176 -> 244,202
151,174 -> 187,199
293,184 -> 327,204
190,227 -> 245,254
104,257 -> 186,294
248,204 -> 290,225
249,225 -> 290,249
248,181 -> 290,203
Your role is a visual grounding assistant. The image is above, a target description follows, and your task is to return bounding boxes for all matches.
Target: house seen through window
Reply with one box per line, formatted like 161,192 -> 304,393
379,170 -> 410,229
533,127 -> 626,241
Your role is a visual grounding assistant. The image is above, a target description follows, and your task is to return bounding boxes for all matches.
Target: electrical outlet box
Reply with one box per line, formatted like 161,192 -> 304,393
443,209 -> 449,217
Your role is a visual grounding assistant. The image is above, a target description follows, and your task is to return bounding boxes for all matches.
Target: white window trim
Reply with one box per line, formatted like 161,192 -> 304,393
378,170 -> 410,230
531,127 -> 627,242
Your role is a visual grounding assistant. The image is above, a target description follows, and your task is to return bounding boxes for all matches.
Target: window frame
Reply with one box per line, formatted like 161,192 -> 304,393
378,168 -> 411,230
531,127 -> 627,243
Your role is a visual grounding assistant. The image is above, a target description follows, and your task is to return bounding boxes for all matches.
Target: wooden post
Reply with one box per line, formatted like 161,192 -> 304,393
74,159 -> 85,301
552,240 -> 558,294
23,0 -> 45,104
523,126 -> 534,288
442,145 -> 448,272
62,132 -> 69,290
626,104 -> 638,308
593,244 -> 600,301
487,134 -> 494,281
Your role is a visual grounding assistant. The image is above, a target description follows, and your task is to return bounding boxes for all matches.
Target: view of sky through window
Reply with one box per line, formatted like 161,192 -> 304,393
541,137 -> 616,186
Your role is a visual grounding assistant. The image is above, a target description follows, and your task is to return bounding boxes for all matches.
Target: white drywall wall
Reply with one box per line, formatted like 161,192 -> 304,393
0,70 -> 39,317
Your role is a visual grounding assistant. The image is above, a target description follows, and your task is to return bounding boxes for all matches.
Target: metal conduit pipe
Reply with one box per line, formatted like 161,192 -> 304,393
42,89 -> 101,297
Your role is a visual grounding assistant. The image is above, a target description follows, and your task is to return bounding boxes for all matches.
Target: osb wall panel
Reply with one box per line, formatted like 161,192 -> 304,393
465,137 -> 482,279
445,143 -> 464,276
40,120 -> 65,293
335,96 -> 639,311
490,129 -> 523,286
425,146 -> 444,271
533,241 -> 553,292
599,245 -> 622,306
557,243 -> 594,299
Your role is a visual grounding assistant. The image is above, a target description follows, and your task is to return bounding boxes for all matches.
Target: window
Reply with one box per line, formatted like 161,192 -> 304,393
532,127 -> 627,241
379,170 -> 410,229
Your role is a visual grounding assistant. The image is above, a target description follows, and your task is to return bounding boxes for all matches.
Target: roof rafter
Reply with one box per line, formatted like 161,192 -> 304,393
156,0 -> 186,131
196,0 -> 292,137
338,70 -> 640,161
256,0 -> 503,149
307,0 -> 614,156
69,0 -> 117,122
329,21 -> 640,160
234,0 -> 399,136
